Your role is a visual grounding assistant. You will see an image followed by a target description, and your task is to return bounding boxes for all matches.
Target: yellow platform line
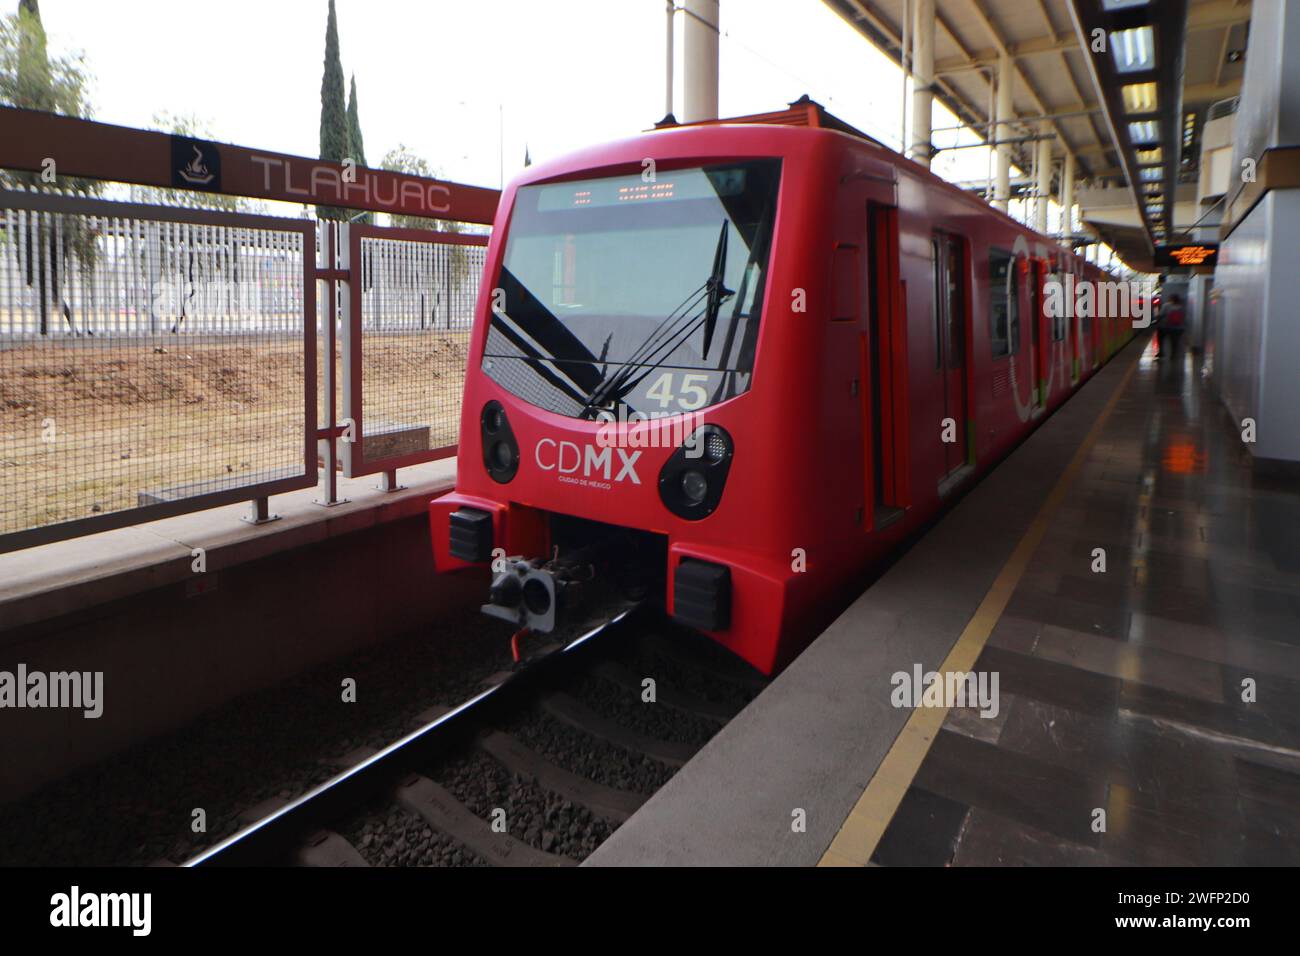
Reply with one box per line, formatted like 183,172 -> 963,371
817,347 -> 1142,867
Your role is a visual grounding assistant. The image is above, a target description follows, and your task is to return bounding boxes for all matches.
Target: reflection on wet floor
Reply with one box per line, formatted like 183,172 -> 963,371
875,340 -> 1300,866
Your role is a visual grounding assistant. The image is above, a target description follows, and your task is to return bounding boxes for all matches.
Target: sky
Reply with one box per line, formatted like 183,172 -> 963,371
33,0 -> 998,191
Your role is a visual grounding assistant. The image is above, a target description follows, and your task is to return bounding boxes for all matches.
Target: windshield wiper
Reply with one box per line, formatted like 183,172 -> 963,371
577,282 -> 708,416
701,219 -> 733,360
578,221 -> 733,417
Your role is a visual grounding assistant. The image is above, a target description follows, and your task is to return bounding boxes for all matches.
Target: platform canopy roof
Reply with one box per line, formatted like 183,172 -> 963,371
823,0 -> 1252,267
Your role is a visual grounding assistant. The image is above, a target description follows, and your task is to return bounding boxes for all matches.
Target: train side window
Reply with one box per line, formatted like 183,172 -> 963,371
1048,271 -> 1066,341
1081,270 -> 1092,343
933,233 -> 966,368
989,248 -> 1019,358
945,237 -> 965,369
831,244 -> 859,321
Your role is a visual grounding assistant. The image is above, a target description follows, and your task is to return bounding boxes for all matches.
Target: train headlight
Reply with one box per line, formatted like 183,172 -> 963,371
658,424 -> 733,520
490,441 -> 515,471
681,469 -> 709,504
480,400 -> 519,483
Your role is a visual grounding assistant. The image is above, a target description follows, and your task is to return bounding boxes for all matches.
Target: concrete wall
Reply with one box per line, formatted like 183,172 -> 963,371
0,511 -> 484,805
1213,0 -> 1300,464
1231,0 -> 1300,169
1214,190 -> 1300,463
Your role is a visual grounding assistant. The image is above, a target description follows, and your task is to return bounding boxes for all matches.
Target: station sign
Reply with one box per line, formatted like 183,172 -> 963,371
1154,243 -> 1219,269
0,106 -> 500,225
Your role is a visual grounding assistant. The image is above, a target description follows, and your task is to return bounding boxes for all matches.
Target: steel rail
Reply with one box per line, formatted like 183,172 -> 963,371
185,602 -> 645,867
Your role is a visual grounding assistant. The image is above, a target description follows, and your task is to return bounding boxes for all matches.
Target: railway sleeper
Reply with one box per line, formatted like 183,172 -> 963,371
394,773 -> 575,867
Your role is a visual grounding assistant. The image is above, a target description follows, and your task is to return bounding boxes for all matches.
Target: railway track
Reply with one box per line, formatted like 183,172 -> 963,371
185,604 -> 764,867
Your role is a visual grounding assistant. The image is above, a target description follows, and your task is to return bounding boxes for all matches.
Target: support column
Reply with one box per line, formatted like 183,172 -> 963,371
1059,151 -> 1076,245
1034,124 -> 1052,233
909,0 -> 935,167
664,1 -> 675,118
682,0 -> 719,123
993,53 -> 1013,212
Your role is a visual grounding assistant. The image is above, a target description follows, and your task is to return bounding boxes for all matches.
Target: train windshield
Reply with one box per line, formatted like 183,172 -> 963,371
482,159 -> 781,419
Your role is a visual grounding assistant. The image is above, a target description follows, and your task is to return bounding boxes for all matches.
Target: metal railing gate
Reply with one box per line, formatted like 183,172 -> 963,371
0,106 -> 498,553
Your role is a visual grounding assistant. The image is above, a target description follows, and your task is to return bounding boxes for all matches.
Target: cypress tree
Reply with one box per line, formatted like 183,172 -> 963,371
15,0 -> 53,113
346,74 -> 366,167
345,74 -> 371,223
318,0 -> 348,220
5,0 -> 99,333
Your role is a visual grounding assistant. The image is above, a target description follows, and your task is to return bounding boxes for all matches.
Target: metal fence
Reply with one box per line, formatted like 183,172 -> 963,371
0,184 -> 491,552
0,188 -> 317,551
340,223 -> 487,477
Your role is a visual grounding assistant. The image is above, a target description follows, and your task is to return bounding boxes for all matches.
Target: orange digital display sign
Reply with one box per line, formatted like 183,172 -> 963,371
1155,243 -> 1219,268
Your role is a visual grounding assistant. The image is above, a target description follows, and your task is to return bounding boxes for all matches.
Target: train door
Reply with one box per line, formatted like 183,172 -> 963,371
931,232 -> 968,478
862,204 -> 908,528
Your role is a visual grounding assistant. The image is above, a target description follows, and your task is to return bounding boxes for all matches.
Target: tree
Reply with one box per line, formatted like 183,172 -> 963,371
379,144 -> 440,230
0,2 -> 90,132
317,0 -> 348,220
346,74 -> 365,167
0,3 -> 101,334
380,145 -> 475,328
345,74 -> 370,223
141,112 -> 261,212
137,114 -> 268,333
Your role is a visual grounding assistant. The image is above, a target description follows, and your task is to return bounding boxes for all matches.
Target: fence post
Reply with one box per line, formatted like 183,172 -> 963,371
241,495 -> 279,525
376,468 -> 404,493
315,220 -> 349,507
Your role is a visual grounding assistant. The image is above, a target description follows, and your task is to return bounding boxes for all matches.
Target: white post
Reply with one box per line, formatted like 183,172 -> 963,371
994,53 -> 1013,212
1059,150 -> 1076,244
682,0 -> 719,123
1034,124 -> 1052,233
985,68 -> 995,200
910,0 -> 935,167
665,1 -> 675,118
900,0 -> 910,154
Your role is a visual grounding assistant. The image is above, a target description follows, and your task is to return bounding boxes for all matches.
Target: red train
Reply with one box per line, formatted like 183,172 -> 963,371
430,100 -> 1134,675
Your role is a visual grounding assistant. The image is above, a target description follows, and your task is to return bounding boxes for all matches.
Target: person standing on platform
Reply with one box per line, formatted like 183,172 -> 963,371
1162,294 -> 1186,361
1151,293 -> 1162,359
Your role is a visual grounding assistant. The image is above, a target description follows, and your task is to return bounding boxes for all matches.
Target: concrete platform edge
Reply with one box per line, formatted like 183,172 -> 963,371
585,343 -> 1144,867
0,459 -> 458,636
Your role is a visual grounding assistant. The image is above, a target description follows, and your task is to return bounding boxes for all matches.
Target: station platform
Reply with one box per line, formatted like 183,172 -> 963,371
587,337 -> 1300,867
0,460 -> 475,805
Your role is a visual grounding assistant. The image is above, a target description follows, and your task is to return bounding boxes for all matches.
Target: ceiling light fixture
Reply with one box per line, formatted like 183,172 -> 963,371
1111,26 -> 1156,73
1122,82 -> 1158,113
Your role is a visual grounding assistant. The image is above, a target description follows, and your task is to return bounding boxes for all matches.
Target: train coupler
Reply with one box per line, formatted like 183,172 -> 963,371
482,554 -> 590,634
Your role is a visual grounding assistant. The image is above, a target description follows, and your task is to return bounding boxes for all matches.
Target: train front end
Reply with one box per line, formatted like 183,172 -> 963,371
430,126 -> 828,675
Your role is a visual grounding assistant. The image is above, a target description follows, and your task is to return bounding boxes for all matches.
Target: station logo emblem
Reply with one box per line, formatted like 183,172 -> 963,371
170,136 -> 222,191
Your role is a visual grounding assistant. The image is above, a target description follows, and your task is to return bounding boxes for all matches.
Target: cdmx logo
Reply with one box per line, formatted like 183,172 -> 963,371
534,439 -> 642,484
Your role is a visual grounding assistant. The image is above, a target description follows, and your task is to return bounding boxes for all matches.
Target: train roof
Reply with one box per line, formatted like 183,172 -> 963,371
518,97 -> 1114,279
651,97 -> 1105,269
650,95 -> 889,149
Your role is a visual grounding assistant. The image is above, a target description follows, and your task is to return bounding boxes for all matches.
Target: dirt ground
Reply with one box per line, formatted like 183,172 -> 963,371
0,330 -> 470,537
